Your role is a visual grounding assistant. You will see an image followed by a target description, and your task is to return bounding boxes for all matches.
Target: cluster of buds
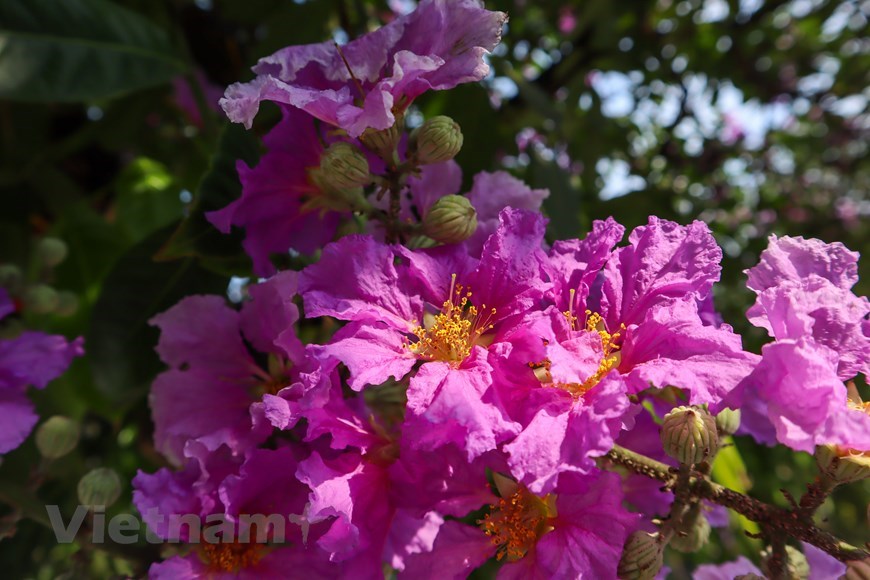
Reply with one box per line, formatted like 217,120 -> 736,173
1,237 -> 78,317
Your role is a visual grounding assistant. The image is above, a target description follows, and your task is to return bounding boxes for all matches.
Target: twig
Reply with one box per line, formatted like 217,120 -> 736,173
604,444 -> 869,563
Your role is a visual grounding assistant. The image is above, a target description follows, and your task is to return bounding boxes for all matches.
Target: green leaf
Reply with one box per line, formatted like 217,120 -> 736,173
528,153 -> 583,240
0,0 -> 186,102
115,157 -> 184,243
156,122 -> 260,276
712,436 -> 762,548
87,225 -> 226,407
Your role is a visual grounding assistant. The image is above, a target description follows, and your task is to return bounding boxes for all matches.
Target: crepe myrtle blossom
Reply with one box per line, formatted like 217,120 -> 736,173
267,361 -> 504,577
136,446 -> 342,579
207,106 -> 356,276
147,271 -> 335,464
719,236 -> 870,453
400,469 -> 637,579
0,288 -> 83,454
547,216 -> 758,407
300,208 -> 551,459
221,0 -> 507,137
488,217 -> 757,492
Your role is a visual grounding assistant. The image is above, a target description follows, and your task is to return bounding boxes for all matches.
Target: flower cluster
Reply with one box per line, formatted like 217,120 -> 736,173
132,0 -> 869,577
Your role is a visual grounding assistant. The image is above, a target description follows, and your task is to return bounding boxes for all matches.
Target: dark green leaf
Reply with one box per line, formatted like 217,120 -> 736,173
87,225 -> 226,407
156,122 -> 260,276
0,0 -> 187,102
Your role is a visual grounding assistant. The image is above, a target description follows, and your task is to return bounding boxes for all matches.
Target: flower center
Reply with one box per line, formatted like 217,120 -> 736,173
409,274 -> 495,363
201,540 -> 265,573
575,310 -> 623,392
532,308 -> 623,397
478,486 -> 556,561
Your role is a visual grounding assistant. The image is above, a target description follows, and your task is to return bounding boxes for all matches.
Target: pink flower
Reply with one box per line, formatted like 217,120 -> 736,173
221,0 -> 507,137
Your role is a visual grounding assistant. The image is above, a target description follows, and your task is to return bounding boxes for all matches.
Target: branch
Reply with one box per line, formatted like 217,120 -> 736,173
604,444 -> 869,563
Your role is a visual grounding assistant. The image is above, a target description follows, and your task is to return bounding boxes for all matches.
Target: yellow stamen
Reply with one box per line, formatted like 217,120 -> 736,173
201,540 -> 265,573
408,274 -> 496,363
478,485 -> 556,561
540,311 -> 625,397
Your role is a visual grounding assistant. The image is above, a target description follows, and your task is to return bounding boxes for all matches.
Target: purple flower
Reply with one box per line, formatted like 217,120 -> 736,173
692,556 -> 761,579
0,289 -> 83,454
746,235 -> 869,380
543,217 -> 756,407
137,446 -> 338,578
465,171 -> 549,255
723,235 -> 870,452
400,470 -> 637,579
301,208 -> 550,459
207,106 -> 343,276
221,0 -> 507,137
588,217 -> 757,406
489,308 -> 631,493
148,272 -> 309,464
725,338 -> 870,453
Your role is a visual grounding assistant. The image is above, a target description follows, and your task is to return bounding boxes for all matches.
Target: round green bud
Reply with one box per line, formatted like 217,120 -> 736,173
360,123 -> 401,161
715,408 -> 741,435
761,545 -> 809,580
320,142 -> 371,190
37,237 -> 68,268
670,506 -> 711,553
617,531 -> 663,580
422,195 -> 478,244
844,558 -> 870,580
410,116 -> 463,165
661,406 -> 719,465
24,284 -> 59,314
35,416 -> 80,459
54,291 -> 80,317
815,444 -> 870,485
0,264 -> 23,291
78,468 -> 122,509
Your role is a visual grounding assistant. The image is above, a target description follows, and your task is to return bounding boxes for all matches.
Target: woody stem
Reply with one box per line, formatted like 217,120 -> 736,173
603,444 -> 869,563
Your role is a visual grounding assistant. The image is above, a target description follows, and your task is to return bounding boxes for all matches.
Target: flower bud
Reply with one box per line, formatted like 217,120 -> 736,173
78,468 -> 121,510
815,445 -> 870,485
406,235 -> 437,249
422,195 -> 478,244
617,531 -> 663,580
24,284 -> 59,314
319,142 -> 371,190
734,575 -> 765,580
410,116 -> 463,164
715,408 -> 741,435
360,123 -> 401,161
55,291 -> 80,317
35,416 -> 80,459
661,406 -> 719,465
0,264 -> 22,291
36,237 -> 68,267
670,505 -> 711,553
761,545 -> 809,580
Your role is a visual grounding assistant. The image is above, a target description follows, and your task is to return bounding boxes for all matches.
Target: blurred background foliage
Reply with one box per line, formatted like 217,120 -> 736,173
0,0 -> 867,577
